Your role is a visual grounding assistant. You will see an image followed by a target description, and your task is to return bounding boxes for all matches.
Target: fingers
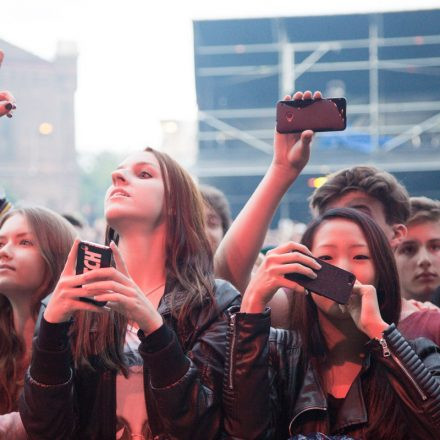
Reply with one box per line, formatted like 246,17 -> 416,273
276,279 -> 307,295
82,265 -> 131,286
261,244 -> 322,281
0,99 -> 16,118
266,241 -> 313,257
300,130 -> 314,144
61,238 -> 81,277
313,91 -> 322,100
0,91 -> 15,102
83,279 -> 134,297
288,90 -> 323,101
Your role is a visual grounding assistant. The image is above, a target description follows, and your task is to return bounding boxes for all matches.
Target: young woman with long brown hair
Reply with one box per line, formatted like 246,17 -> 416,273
19,148 -> 240,440
224,208 -> 440,439
0,206 -> 76,435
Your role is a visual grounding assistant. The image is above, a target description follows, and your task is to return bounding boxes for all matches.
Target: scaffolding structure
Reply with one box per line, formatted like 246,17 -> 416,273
193,10 -> 440,222
194,11 -> 440,177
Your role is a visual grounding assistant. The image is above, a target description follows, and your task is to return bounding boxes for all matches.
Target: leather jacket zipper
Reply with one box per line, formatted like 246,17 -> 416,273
228,314 -> 237,390
378,337 -> 427,401
389,351 -> 427,401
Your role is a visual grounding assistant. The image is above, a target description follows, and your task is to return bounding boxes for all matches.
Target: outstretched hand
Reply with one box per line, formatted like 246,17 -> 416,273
0,50 -> 16,118
272,90 -> 322,179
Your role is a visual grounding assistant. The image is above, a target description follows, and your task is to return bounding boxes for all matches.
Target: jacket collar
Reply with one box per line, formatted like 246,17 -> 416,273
289,360 -> 369,435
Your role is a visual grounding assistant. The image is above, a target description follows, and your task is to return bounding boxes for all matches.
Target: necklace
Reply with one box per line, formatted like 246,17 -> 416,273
145,282 -> 165,297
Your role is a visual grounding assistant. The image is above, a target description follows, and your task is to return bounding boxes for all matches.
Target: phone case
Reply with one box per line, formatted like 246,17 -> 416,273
285,255 -> 355,304
76,241 -> 112,307
276,98 -> 347,133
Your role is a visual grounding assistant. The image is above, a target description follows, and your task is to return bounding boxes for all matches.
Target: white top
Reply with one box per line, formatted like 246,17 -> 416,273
116,324 -> 152,440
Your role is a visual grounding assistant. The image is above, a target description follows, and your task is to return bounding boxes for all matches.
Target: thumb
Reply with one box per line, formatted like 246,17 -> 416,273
300,130 -> 314,145
61,238 -> 80,276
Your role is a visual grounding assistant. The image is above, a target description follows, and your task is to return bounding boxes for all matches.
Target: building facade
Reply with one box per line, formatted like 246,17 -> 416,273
0,39 -> 79,212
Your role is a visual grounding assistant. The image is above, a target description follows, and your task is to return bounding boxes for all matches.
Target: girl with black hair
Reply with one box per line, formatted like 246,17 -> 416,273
224,208 -> 440,439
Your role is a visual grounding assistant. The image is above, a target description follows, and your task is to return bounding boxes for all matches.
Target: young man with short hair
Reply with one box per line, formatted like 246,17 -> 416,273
215,90 -> 440,345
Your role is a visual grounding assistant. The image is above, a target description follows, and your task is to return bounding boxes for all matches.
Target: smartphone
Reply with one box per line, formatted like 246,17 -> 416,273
285,255 -> 356,304
276,98 -> 347,133
76,241 -> 112,307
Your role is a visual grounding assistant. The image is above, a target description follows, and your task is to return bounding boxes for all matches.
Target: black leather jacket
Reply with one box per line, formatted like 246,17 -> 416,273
223,307 -> 440,440
19,279 -> 241,440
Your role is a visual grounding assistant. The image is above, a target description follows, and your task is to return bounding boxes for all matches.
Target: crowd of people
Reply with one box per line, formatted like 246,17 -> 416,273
1,49 -> 440,439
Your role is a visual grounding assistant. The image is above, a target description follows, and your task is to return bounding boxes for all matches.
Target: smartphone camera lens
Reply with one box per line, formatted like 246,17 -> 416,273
286,112 -> 294,122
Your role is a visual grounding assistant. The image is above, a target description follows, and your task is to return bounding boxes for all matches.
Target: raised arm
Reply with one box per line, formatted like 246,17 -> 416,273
0,50 -> 16,118
214,91 -> 321,294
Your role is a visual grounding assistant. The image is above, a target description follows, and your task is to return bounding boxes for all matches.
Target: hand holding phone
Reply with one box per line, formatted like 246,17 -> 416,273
285,254 -> 355,304
276,98 -> 347,133
76,241 -> 112,307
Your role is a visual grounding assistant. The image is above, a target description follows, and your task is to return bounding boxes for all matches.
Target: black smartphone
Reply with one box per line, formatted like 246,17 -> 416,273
285,255 -> 356,304
76,241 -> 112,307
276,98 -> 347,133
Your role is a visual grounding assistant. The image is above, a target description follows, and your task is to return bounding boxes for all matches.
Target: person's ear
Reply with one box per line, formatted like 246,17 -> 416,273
390,223 -> 407,250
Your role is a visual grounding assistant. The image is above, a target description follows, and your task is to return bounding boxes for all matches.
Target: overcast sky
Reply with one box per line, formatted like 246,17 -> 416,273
1,0 -> 439,154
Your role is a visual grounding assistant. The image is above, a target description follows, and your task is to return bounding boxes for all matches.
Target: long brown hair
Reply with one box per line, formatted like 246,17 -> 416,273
71,147 -> 216,372
0,207 -> 76,413
291,207 -> 406,438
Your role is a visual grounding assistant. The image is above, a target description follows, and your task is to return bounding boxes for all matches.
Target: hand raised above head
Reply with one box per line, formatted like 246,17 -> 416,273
272,90 -> 322,180
0,91 -> 16,118
0,51 -> 17,118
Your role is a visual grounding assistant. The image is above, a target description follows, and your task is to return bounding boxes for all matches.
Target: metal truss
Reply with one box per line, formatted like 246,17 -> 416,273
196,19 -> 440,167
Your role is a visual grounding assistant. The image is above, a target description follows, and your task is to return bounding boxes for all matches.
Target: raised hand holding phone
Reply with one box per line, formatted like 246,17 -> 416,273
271,90 -> 321,184
276,97 -> 347,133
0,50 -> 16,118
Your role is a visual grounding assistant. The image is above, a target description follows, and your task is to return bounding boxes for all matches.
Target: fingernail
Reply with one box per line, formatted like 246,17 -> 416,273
6,113 -> 12,118
5,103 -> 13,110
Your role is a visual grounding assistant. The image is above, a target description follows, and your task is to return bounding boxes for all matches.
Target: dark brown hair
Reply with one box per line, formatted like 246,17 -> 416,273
407,196 -> 440,226
309,166 -> 410,225
0,207 -> 76,413
291,207 -> 405,438
71,147 -> 216,372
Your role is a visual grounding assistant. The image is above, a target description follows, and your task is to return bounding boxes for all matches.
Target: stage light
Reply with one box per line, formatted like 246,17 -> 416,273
307,176 -> 328,188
